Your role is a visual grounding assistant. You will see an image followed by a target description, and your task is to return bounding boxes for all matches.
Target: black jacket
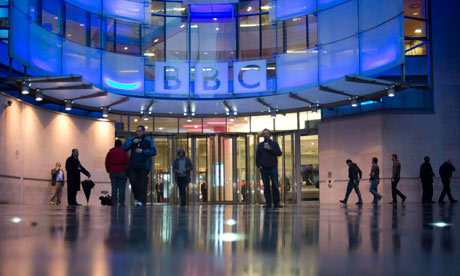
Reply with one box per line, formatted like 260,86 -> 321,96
392,160 -> 401,179
256,140 -> 282,169
348,163 -> 362,181
65,156 -> 90,192
420,161 -> 434,183
173,157 -> 193,184
439,162 -> 456,179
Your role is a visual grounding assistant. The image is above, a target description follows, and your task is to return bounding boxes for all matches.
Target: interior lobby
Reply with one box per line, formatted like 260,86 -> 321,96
0,0 -> 459,275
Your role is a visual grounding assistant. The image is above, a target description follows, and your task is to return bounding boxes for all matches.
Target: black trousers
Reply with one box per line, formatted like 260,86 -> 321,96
260,167 -> 280,206
156,192 -> 164,202
391,178 -> 406,202
177,177 -> 188,206
439,178 -> 455,202
128,168 -> 148,205
67,189 -> 78,205
421,179 -> 433,203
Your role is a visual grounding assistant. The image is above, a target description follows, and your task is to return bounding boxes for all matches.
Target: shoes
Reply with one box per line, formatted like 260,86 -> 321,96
135,201 -> 143,206
372,201 -> 378,204
339,200 -> 347,204
180,203 -> 186,207
262,205 -> 272,208
388,201 -> 397,204
356,201 -> 363,205
438,201 -> 446,204
402,196 -> 407,203
274,204 -> 283,208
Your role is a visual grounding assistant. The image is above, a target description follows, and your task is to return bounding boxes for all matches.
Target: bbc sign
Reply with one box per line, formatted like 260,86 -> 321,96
155,60 -> 267,94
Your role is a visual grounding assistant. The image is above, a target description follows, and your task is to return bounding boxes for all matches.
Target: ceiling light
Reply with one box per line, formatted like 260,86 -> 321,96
124,46 -> 128,50
21,82 -> 30,95
270,109 -> 276,118
413,12 -> 419,16
216,27 -> 219,31
247,6 -> 252,12
144,52 -> 155,57
154,38 -> 159,43
158,127 -> 163,130
180,24 -> 185,28
229,113 -> 235,122
65,101 -> 72,111
414,29 -> 422,34
351,97 -> 358,107
102,107 -> 109,118
143,113 -> 149,121
134,118 -> 138,122
187,113 -> 192,122
79,23 -> 84,27
213,18 -> 217,21
35,89 -> 43,101
387,86 -> 395,97
311,104 -> 318,113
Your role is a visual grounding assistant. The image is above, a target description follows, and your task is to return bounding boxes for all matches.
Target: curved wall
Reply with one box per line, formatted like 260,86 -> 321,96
0,92 -> 116,205
8,0 -> 404,100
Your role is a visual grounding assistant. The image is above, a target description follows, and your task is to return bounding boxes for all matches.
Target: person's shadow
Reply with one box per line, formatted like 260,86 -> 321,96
370,204 -> 380,252
391,204 -> 405,255
440,204 -> 454,252
345,205 -> 362,252
421,204 -> 434,254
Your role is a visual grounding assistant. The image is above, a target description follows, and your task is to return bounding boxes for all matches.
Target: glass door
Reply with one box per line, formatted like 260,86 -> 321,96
151,136 -> 172,204
298,134 -> 319,202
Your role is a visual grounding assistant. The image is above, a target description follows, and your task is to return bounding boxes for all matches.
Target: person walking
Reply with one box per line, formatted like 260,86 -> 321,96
369,157 -> 382,203
256,129 -> 283,208
173,149 -> 193,207
50,162 -> 64,205
65,149 -> 90,206
156,180 -> 164,203
438,158 -> 457,203
123,125 -> 156,206
420,156 -> 435,203
390,154 -> 406,204
105,139 -> 130,206
340,159 -> 363,205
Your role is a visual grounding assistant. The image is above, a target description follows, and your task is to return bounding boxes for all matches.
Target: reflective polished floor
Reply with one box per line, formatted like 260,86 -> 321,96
0,203 -> 459,276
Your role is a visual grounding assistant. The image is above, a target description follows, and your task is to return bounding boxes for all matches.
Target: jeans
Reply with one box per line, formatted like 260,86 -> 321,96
177,176 -> 188,206
110,171 -> 127,206
344,179 -> 363,203
49,182 -> 63,205
260,167 -> 280,206
439,178 -> 456,202
128,168 -> 148,205
391,178 -> 406,202
369,179 -> 382,202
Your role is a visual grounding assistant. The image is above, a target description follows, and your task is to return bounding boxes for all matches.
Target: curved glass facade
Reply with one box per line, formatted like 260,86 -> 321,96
8,0 -> 404,101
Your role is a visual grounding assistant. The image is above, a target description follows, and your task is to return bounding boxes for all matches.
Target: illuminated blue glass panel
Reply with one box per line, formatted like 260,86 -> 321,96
317,0 -> 348,10
102,51 -> 144,95
30,23 -> 62,75
62,40 -> 102,86
360,16 -> 404,75
66,0 -> 102,14
11,0 -> 29,14
359,0 -> 403,31
9,5 -> 30,67
103,0 -> 151,24
319,36 -> 359,83
318,0 -> 358,44
276,50 -> 318,92
271,0 -> 316,21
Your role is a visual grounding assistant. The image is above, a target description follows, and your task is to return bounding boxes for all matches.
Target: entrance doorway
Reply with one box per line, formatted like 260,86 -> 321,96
116,130 -> 318,205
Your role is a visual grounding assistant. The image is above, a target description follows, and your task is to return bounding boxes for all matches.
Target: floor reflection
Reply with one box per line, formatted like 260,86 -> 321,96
0,203 -> 459,275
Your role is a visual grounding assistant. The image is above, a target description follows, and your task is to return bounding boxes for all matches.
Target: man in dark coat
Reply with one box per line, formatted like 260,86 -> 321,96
65,149 -> 90,206
390,154 -> 406,204
172,149 -> 193,207
123,125 -> 156,206
256,128 -> 283,208
438,158 -> 457,203
420,156 -> 435,203
340,159 -> 363,205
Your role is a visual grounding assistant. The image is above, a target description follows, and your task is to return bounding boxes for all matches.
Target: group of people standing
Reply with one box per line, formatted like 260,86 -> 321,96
339,154 -> 457,204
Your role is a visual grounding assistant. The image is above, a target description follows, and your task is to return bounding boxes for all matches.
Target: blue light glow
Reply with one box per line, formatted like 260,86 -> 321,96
104,78 -> 141,90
